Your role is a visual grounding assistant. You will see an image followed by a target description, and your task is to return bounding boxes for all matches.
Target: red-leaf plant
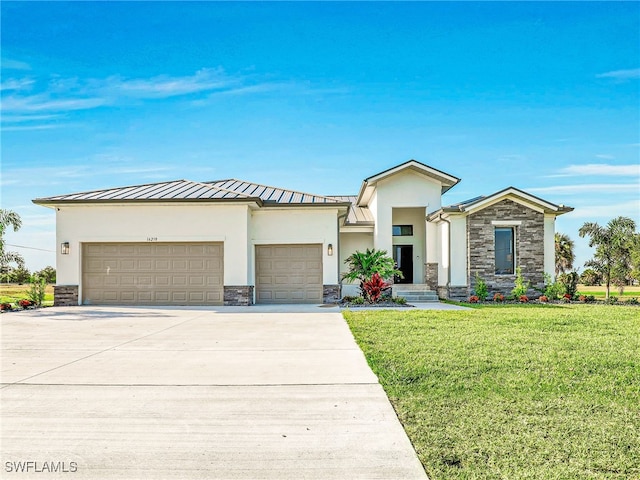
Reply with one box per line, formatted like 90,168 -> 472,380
361,273 -> 391,304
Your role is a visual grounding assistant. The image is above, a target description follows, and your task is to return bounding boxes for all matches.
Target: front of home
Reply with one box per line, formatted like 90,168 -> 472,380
34,160 -> 572,306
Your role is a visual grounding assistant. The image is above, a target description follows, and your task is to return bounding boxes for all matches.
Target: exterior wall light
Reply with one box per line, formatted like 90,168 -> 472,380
61,242 -> 70,255
327,244 -> 333,256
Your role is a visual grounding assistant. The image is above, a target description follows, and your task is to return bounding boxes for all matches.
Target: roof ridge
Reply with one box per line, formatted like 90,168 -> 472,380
208,178 -> 342,203
190,180 -> 253,198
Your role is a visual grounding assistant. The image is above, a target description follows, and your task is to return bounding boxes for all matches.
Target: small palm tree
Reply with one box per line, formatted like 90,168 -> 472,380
555,232 -> 574,277
342,248 -> 403,284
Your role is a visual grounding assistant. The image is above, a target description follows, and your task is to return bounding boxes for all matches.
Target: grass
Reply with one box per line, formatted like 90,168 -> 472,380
0,283 -> 55,306
344,304 -> 640,479
577,284 -> 640,299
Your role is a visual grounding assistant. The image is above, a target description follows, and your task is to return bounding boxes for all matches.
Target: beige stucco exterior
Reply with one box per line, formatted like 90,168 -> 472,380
250,207 -> 340,285
39,160 -> 571,305
55,203 -> 340,304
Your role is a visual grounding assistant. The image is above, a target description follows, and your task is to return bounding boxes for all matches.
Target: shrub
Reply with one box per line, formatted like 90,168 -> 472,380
361,273 -> 390,303
578,295 -> 587,302
392,296 -> 407,305
473,273 -> 488,301
341,296 -> 356,303
493,293 -> 504,302
0,302 -> 12,311
519,295 -> 529,303
469,295 -> 480,303
539,295 -> 549,303
558,271 -> 579,299
27,275 -> 47,307
606,296 -> 618,304
542,273 -> 563,300
18,299 -> 34,309
511,267 -> 530,298
628,297 -> 639,305
350,296 -> 365,305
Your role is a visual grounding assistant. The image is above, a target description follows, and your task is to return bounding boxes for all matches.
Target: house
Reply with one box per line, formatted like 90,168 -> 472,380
33,160 -> 573,306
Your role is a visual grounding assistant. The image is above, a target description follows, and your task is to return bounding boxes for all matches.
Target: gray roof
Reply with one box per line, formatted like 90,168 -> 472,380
328,196 -> 374,225
34,179 -> 347,206
205,179 -> 343,204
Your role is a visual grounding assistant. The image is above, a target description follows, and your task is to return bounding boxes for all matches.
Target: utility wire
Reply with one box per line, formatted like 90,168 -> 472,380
5,243 -> 55,253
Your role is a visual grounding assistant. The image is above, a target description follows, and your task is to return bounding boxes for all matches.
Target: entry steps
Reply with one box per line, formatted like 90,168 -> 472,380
392,284 -> 439,303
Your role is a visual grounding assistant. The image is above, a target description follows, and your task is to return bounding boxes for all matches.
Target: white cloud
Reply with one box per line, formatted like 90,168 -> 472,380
0,78 -> 35,91
1,58 -> 31,70
553,163 -> 640,177
568,200 -> 640,219
1,162 -> 179,188
0,123 -> 71,132
2,94 -> 107,113
96,68 -> 239,99
595,154 -> 614,160
596,68 -> 640,80
527,183 -> 640,195
1,114 -> 63,123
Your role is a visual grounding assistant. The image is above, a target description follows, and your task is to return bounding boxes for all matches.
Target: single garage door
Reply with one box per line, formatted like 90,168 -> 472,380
255,244 -> 322,304
82,242 -> 223,305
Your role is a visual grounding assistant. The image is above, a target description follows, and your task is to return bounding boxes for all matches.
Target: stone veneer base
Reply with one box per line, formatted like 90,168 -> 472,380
54,285 -> 79,306
323,284 -> 341,304
223,286 -> 254,306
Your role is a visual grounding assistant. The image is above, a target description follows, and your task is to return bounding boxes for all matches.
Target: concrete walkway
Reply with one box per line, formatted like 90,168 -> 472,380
1,307 -> 428,479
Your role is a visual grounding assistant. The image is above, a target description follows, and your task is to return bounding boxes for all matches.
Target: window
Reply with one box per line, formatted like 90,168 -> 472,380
392,225 -> 413,236
495,227 -> 514,275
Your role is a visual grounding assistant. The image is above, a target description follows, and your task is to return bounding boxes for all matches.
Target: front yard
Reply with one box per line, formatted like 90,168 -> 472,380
344,304 -> 640,479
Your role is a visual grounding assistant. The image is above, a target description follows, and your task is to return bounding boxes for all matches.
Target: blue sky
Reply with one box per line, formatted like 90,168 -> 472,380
2,1 -> 639,271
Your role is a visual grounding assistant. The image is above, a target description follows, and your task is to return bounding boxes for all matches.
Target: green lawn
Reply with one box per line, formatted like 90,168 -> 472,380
344,305 -> 640,479
0,284 -> 54,306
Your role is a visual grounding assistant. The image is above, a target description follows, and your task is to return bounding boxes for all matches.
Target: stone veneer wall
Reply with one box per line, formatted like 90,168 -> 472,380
223,286 -> 254,306
437,285 -> 469,301
467,199 -> 545,297
54,285 -> 79,306
425,263 -> 438,291
323,284 -> 341,304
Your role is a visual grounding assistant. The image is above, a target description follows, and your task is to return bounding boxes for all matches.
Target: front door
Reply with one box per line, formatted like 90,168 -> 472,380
393,245 -> 413,284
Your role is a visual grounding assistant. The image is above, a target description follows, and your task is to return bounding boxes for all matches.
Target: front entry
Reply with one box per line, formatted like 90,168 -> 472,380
393,245 -> 413,284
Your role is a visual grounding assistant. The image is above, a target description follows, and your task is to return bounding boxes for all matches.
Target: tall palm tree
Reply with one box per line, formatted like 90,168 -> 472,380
579,217 -> 636,299
0,209 -> 24,269
555,232 -> 575,277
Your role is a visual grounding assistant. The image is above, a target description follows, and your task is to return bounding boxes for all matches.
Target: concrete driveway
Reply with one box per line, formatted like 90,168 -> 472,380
1,306 -> 427,479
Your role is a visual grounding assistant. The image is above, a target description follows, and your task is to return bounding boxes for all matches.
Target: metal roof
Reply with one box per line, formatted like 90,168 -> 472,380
328,196 -> 374,225
34,179 -> 349,206
205,179 -> 344,204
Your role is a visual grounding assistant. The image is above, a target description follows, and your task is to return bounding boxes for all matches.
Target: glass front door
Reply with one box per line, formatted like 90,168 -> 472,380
393,245 -> 413,284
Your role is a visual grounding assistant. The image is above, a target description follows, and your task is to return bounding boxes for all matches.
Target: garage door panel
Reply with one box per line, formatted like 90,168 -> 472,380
255,244 -> 322,304
82,242 -> 223,306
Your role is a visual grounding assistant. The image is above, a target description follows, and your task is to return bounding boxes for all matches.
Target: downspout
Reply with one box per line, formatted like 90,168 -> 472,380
439,214 -> 452,298
336,212 -> 348,299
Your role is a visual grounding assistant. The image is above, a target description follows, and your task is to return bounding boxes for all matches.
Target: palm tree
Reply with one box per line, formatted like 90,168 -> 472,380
579,216 -> 636,299
342,248 -> 403,284
555,232 -> 574,277
0,209 -> 24,269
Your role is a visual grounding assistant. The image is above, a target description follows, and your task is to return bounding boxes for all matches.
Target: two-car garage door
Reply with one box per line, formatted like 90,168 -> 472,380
82,243 -> 223,306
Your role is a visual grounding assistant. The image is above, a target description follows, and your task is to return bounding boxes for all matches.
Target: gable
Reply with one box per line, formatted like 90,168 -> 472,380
357,159 -> 460,207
